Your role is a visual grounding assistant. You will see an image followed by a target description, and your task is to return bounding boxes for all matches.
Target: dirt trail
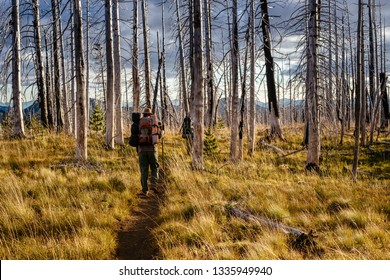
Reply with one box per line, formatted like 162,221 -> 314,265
116,192 -> 163,260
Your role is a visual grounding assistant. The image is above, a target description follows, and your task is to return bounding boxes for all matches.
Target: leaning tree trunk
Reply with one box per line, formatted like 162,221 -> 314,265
141,0 -> 151,108
132,0 -> 140,112
229,0 -> 239,161
11,0 -> 25,138
260,0 -> 285,141
192,0 -> 204,170
105,0 -> 115,149
74,0 -> 87,161
32,0 -> 48,128
305,0 -> 320,171
113,0 -> 124,145
51,0 -> 64,132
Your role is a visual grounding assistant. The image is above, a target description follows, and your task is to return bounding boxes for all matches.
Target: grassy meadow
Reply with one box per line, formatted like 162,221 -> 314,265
0,125 -> 389,259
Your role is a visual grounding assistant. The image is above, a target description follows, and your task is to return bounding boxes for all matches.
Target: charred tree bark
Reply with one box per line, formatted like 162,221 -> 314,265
175,0 -> 189,117
204,0 -> 214,129
248,0 -> 256,156
132,0 -> 140,112
11,0 -> 25,138
113,0 -> 124,145
260,0 -> 285,141
352,1 -> 364,182
51,0 -> 65,132
32,0 -> 48,128
305,0 -> 320,171
229,0 -> 239,161
192,0 -> 204,170
105,0 -> 115,149
57,1 -> 70,134
74,0 -> 87,161
44,32 -> 55,129
141,0 -> 151,108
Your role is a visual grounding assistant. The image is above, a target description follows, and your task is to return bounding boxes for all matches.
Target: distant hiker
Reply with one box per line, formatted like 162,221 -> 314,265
137,107 -> 161,197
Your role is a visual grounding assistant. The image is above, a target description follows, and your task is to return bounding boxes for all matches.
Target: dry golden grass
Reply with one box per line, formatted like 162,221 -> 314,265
0,134 -> 139,259
0,125 -> 389,260
154,125 -> 390,260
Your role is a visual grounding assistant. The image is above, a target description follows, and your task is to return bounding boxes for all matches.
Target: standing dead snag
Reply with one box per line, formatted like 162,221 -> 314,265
260,0 -> 286,142
11,0 -> 25,138
305,0 -> 320,172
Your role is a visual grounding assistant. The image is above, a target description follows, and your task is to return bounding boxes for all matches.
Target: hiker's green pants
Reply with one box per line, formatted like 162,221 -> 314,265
139,151 -> 159,192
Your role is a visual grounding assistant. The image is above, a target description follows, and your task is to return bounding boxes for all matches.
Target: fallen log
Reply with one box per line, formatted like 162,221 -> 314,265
260,140 -> 285,155
277,147 -> 306,158
343,167 -> 373,176
227,205 -> 305,235
226,205 -> 323,256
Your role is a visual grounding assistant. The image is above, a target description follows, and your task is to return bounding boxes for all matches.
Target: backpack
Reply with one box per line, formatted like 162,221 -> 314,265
139,114 -> 160,145
182,116 -> 193,139
129,112 -> 141,147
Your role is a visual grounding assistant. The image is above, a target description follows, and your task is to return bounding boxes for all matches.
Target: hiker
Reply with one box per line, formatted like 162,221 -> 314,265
137,107 -> 161,196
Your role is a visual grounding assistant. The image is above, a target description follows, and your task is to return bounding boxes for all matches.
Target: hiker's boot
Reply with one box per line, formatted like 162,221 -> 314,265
149,184 -> 160,194
137,189 -> 149,198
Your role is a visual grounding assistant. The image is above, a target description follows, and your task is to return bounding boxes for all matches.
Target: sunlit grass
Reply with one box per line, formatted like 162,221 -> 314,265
154,125 -> 390,260
0,134 -> 139,259
0,125 -> 389,260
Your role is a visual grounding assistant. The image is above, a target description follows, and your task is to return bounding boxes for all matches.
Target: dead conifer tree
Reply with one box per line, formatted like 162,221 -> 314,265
11,0 -> 25,138
74,0 -> 87,161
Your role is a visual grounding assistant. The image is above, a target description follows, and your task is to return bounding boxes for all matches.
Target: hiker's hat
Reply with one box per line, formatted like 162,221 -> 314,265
143,107 -> 152,115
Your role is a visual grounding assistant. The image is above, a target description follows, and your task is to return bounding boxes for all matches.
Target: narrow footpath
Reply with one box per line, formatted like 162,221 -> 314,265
116,170 -> 166,260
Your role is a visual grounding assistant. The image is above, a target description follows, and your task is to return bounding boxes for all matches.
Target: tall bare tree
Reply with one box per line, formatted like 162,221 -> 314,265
11,0 -> 25,138
352,0 -> 364,181
260,0 -> 285,141
51,0 -> 65,132
44,32 -> 55,129
105,0 -> 115,149
85,0 -> 90,119
141,0 -> 151,108
32,0 -> 48,128
204,0 -> 214,129
192,0 -> 204,170
57,0 -> 71,134
113,0 -> 123,145
74,0 -> 87,161
248,0 -> 256,156
229,0 -> 239,161
175,0 -> 189,117
305,0 -> 320,171
132,0 -> 140,112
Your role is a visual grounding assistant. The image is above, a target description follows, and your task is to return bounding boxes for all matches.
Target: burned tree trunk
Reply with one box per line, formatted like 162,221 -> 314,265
192,0 -> 204,170
73,0 -> 87,161
305,0 -> 320,171
260,0 -> 285,141
105,0 -> 115,149
11,0 -> 25,138
132,0 -> 140,112
113,0 -> 124,145
32,0 -> 48,128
